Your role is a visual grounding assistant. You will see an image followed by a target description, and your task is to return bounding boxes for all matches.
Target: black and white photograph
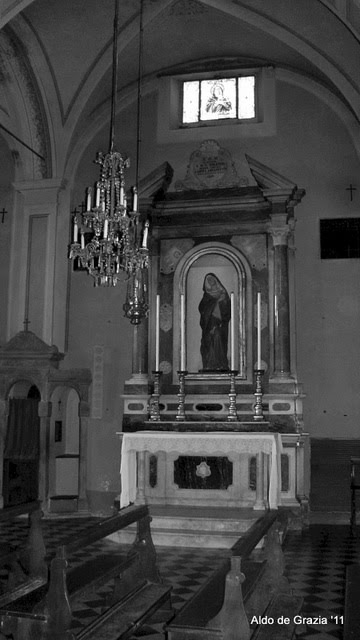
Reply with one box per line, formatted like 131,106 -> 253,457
0,1 -> 359,638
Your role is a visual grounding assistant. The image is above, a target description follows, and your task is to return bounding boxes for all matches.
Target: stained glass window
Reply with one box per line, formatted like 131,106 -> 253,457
200,79 -> 237,121
182,75 -> 256,124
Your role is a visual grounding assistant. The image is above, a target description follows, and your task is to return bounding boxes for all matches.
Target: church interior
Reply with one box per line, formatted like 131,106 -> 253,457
1,0 -> 360,638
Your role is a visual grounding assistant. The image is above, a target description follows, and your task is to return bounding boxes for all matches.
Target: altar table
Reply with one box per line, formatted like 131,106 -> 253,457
120,431 -> 282,510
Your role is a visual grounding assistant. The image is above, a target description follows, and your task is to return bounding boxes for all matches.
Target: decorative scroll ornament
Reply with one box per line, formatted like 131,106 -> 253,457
175,139 -> 248,191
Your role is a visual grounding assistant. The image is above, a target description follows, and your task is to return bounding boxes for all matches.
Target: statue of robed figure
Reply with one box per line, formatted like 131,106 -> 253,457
199,273 -> 231,371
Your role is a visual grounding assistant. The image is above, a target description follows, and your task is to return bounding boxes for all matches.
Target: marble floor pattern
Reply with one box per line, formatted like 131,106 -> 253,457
0,515 -> 359,639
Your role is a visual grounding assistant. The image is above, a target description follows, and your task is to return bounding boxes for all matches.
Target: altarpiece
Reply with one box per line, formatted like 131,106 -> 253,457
120,141 -> 309,521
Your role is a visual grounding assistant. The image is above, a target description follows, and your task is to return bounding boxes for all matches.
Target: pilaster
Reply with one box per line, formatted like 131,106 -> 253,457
8,179 -> 63,345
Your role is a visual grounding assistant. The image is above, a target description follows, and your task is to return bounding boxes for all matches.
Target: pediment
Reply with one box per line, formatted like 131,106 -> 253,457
138,162 -> 174,201
245,154 -> 297,191
0,330 -> 63,366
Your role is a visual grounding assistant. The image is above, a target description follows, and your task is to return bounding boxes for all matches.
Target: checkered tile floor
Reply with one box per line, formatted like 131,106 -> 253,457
1,516 -> 359,639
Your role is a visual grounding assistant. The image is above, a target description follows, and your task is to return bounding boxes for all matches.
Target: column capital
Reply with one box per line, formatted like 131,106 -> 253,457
270,227 -> 291,246
268,213 -> 292,246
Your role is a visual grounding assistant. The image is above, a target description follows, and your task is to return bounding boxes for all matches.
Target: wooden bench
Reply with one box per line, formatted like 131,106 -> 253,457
167,510 -> 302,640
0,501 -> 47,601
0,503 -> 173,640
343,564 -> 360,639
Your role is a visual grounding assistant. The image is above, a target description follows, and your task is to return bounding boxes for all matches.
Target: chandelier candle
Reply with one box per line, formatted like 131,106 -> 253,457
142,221 -> 149,249
133,187 -> 138,212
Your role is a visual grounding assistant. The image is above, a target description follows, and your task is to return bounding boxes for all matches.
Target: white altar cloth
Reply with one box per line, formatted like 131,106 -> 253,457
120,431 -> 282,510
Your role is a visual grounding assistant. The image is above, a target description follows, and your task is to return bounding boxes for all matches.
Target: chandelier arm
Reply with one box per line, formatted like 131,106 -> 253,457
109,0 -> 120,154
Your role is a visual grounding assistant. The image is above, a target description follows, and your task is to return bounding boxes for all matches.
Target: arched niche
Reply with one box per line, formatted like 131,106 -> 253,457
173,242 -> 253,382
49,386 -> 81,511
3,380 -> 41,507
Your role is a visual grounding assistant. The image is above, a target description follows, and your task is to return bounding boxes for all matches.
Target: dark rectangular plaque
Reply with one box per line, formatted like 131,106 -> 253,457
320,218 -> 360,259
174,456 -> 233,490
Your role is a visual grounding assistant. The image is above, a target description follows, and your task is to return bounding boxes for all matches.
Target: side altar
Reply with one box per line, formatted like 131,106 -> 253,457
120,143 -> 310,537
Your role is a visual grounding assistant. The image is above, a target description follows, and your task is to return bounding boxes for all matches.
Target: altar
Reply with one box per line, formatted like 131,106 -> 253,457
120,148 -> 310,528
120,431 -> 282,511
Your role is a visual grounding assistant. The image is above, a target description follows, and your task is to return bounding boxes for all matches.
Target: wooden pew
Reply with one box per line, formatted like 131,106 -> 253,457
0,502 -> 47,602
167,510 -> 302,640
343,564 -> 360,639
0,503 -> 173,640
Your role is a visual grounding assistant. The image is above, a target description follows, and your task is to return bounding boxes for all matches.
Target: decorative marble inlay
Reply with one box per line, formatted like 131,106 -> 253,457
160,303 -> 173,332
272,402 -> 291,412
175,140 -> 247,191
196,460 -> 211,478
174,456 -> 232,490
160,239 -> 195,274
91,346 -> 104,419
230,235 -> 267,271
160,360 -> 172,375
149,455 -> 158,488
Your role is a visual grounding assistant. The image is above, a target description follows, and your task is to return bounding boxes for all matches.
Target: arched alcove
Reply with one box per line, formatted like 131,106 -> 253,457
49,386 -> 80,512
3,380 -> 40,507
173,241 -> 252,381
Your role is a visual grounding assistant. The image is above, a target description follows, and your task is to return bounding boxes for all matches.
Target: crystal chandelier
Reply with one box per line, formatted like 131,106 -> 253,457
69,0 -> 149,322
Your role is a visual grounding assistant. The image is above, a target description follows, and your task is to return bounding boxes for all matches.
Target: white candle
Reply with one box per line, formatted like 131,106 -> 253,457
230,292 -> 235,370
180,293 -> 185,371
80,232 -> 85,249
86,188 -> 92,211
257,292 -> 261,368
133,187 -> 138,212
73,218 -> 78,243
95,186 -> 100,207
142,221 -> 149,249
155,294 -> 160,371
103,219 -> 108,239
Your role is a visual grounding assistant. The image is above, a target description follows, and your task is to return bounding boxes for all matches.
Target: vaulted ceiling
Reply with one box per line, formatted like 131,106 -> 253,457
1,0 -> 360,180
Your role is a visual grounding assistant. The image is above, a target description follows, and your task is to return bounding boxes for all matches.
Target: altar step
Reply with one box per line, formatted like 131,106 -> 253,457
110,505 -> 260,548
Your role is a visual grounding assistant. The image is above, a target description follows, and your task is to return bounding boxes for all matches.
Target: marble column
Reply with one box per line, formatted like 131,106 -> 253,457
271,226 -> 291,378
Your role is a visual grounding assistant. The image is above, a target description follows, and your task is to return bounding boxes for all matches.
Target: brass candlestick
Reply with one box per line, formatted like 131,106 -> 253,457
149,370 -> 162,422
227,370 -> 238,422
253,369 -> 265,421
175,370 -> 187,422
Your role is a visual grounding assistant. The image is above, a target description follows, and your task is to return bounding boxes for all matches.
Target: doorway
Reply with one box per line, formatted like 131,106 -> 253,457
3,384 -> 40,507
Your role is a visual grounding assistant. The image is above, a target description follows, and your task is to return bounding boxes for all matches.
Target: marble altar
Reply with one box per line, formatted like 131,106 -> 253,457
120,431 -> 282,511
